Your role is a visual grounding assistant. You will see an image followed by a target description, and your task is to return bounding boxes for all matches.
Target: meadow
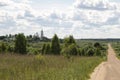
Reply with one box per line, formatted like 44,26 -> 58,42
0,35 -> 108,80
111,41 -> 120,58
0,54 -> 103,80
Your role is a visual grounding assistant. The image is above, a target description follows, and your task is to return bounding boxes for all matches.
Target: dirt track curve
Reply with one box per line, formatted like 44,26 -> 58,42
90,44 -> 120,80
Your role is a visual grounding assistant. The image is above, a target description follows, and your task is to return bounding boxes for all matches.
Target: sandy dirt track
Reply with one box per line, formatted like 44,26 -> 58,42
90,44 -> 120,80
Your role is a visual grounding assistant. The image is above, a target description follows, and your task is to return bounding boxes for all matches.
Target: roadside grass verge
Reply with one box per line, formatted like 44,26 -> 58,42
111,42 -> 120,59
0,54 -> 103,80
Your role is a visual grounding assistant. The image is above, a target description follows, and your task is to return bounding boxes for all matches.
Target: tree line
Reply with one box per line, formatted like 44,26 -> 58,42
0,33 -> 107,57
0,34 -> 26,54
41,34 -> 106,57
0,34 -> 50,42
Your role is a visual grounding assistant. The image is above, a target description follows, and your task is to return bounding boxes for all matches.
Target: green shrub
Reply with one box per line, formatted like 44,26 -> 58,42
0,42 -> 7,53
61,44 -> 78,56
33,49 -> 39,55
94,42 -> 101,48
44,44 -> 51,54
41,44 -> 46,54
7,45 -> 14,53
79,42 -> 107,57
64,35 -> 76,47
27,47 -> 40,55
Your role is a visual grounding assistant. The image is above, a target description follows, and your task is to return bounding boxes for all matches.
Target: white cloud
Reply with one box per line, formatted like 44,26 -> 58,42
105,11 -> 120,25
74,0 -> 117,11
0,0 -> 120,38
71,0 -> 120,27
0,0 -> 12,7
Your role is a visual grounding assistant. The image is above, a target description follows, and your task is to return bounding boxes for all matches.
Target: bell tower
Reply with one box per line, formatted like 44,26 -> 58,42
41,29 -> 44,40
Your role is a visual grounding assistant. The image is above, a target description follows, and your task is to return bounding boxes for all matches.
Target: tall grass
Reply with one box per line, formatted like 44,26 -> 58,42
0,54 -> 103,80
111,42 -> 120,58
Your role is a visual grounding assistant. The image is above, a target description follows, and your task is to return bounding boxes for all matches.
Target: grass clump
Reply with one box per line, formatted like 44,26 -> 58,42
34,54 -> 45,64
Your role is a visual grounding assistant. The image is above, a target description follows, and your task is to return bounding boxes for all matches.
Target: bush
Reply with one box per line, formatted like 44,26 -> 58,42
94,48 -> 101,56
33,49 -> 40,55
64,35 -> 76,47
80,46 -> 94,56
41,44 -> 46,54
94,42 -> 101,48
7,45 -> 14,53
86,47 -> 95,56
41,44 -> 51,54
27,47 -> 40,55
0,42 -> 7,52
61,44 -> 78,56
15,33 -> 27,54
79,42 -> 107,57
44,44 -> 51,54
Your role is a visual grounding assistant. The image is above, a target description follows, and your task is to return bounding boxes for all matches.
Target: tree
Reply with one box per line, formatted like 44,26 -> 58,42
41,44 -> 46,54
15,33 -> 27,54
95,48 -> 101,56
0,42 -> 6,52
51,34 -> 60,54
61,44 -> 78,55
86,47 -> 95,56
44,44 -> 51,54
9,34 -> 12,38
68,35 -> 76,44
64,35 -> 76,47
80,45 -> 95,56
61,35 -> 78,56
94,42 -> 101,48
7,45 -> 14,53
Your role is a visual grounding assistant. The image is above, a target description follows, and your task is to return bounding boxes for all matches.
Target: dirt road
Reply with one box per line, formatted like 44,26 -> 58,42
90,44 -> 120,80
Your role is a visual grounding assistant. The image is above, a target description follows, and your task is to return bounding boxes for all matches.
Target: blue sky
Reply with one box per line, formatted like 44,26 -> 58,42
0,0 -> 120,38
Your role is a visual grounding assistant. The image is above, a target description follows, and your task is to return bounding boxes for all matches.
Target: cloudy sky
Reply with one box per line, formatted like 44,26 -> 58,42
0,0 -> 120,38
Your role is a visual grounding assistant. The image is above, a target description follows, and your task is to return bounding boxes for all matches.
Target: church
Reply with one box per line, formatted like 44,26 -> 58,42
34,30 -> 50,42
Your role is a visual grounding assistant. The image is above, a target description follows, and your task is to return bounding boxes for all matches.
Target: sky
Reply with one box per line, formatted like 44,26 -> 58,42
0,0 -> 120,38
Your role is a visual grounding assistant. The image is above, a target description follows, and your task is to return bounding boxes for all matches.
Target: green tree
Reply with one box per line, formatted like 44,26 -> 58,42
86,47 -> 95,56
64,35 -> 76,47
44,44 -> 51,54
95,48 -> 101,56
41,44 -> 46,54
68,35 -> 76,44
61,35 -> 79,55
94,42 -> 101,48
0,42 -> 6,52
51,34 -> 60,54
61,44 -> 78,55
80,45 -> 95,56
61,35 -> 78,56
7,45 -> 14,53
15,33 -> 27,54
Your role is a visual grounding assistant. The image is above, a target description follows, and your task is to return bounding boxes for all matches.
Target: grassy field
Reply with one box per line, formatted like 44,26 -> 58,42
111,42 -> 120,58
0,54 -> 104,80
